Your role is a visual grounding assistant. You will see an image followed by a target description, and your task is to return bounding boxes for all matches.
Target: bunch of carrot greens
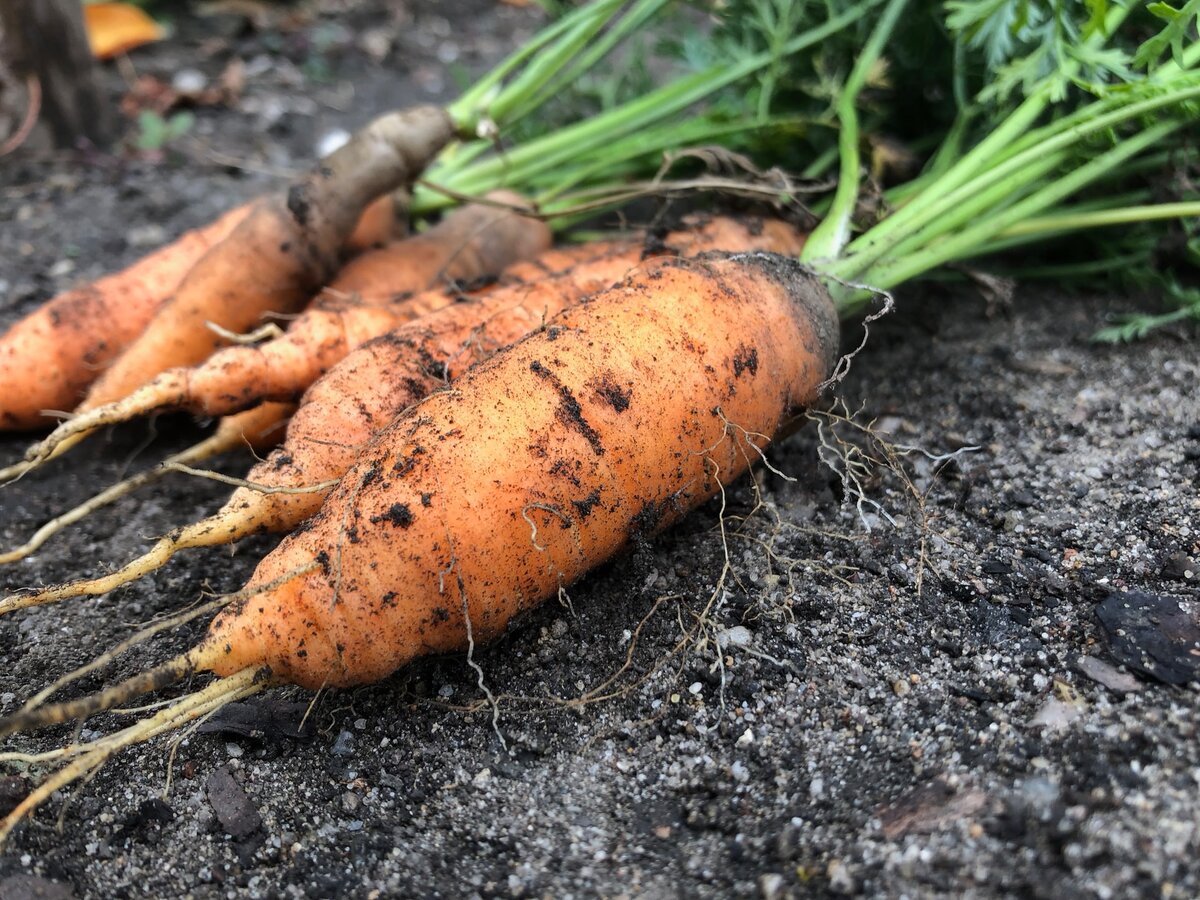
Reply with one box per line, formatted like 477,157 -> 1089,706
0,0 -> 1197,846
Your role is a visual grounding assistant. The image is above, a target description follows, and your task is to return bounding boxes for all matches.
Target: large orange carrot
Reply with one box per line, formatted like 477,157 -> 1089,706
211,251 -> 838,685
0,204 -> 250,431
243,216 -> 809,529
0,251 -> 838,841
0,217 -> 808,613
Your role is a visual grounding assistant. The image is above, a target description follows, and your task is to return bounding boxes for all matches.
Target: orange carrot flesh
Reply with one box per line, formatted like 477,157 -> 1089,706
0,204 -> 250,431
329,191 -> 551,304
342,189 -> 410,256
200,251 -> 838,688
0,169 -> 417,434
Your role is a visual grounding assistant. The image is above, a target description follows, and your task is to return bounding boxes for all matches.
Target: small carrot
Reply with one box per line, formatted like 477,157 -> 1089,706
342,188 -> 411,255
0,204 -> 250,431
0,106 -> 457,480
0,199 -> 548,568
18,194 -> 552,460
0,185 -> 412,436
1,217 -> 807,610
0,250 -> 838,841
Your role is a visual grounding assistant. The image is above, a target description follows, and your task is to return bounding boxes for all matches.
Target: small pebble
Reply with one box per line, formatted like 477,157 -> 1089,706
759,873 -> 784,899
331,729 -> 355,756
48,259 -> 74,278
718,625 -> 753,648
126,224 -> 166,247
172,68 -> 208,94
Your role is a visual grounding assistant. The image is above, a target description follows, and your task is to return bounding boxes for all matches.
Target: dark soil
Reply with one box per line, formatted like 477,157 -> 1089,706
1,3 -> 1198,898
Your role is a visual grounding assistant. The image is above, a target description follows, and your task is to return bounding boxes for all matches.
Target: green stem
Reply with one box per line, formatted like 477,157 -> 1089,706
503,0 -> 672,124
446,0 -> 625,131
413,0 -> 882,215
802,0 -> 910,263
485,0 -> 637,126
839,1 -> 1135,268
830,79 -> 1200,283
531,115 -> 810,200
998,200 -> 1200,238
844,120 -> 1181,309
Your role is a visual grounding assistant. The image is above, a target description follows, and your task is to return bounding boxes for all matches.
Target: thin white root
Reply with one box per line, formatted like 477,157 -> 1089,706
205,320 -> 286,345
0,669 -> 266,847
0,457 -> 35,485
0,429 -> 231,566
20,596 -> 231,716
164,462 -> 339,495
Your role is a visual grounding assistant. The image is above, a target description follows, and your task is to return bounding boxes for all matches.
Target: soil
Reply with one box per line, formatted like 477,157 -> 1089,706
1,3 -> 1197,898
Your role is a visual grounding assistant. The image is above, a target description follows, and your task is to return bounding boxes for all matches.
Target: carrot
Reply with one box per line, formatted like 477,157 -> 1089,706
342,188 -> 411,255
0,241 -> 629,607
77,107 -> 456,414
19,194 -> 552,463
0,106 -> 456,481
1,217 -> 807,611
0,250 -> 837,840
0,194 -> 545,566
212,251 -> 837,685
0,252 -> 835,844
0,204 -> 250,432
237,215 -> 808,530
0,199 -> 548,569
0,184 -> 412,436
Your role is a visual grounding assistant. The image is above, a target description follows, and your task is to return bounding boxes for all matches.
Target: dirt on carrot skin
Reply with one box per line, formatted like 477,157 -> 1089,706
1,3 -> 1199,898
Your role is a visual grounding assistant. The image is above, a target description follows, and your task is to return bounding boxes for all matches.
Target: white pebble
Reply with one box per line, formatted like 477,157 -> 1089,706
172,68 -> 207,94
718,625 -> 753,648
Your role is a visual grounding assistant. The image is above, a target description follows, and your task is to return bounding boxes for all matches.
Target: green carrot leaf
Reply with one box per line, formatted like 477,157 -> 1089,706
1133,0 -> 1200,70
1094,274 -> 1200,341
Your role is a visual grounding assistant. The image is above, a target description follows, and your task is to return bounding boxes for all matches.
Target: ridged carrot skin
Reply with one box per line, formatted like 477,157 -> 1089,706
202,252 -> 838,688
